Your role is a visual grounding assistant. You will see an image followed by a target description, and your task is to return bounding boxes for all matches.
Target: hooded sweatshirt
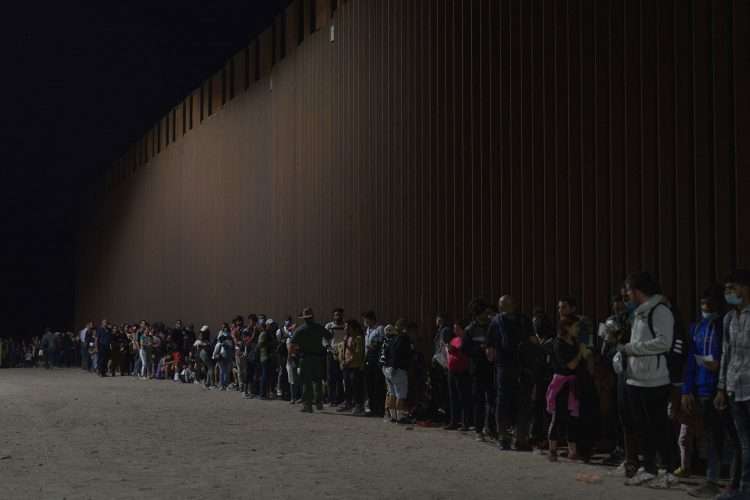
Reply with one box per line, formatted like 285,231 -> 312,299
623,294 -> 674,388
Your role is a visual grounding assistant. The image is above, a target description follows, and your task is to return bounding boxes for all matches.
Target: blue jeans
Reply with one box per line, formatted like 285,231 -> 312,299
218,358 -> 232,387
731,398 -> 750,493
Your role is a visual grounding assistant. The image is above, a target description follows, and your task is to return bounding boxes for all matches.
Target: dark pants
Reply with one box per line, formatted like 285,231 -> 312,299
300,357 -> 323,409
430,362 -> 450,418
343,367 -> 364,407
448,371 -> 472,428
531,375 -> 552,443
729,397 -> 750,493
472,366 -> 494,434
626,384 -> 675,474
495,367 -> 519,440
366,362 -> 385,415
327,354 -> 344,404
97,347 -> 110,376
260,360 -> 272,397
548,382 -> 579,442
81,345 -> 89,370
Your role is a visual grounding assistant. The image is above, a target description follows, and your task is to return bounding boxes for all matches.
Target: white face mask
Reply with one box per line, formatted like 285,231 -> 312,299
702,312 -> 716,320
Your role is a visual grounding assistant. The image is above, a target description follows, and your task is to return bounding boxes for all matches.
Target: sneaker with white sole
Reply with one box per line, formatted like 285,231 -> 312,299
625,470 -> 656,486
648,471 -> 679,489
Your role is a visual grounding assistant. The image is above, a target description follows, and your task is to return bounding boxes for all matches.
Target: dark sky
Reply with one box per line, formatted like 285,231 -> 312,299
2,1 -> 282,336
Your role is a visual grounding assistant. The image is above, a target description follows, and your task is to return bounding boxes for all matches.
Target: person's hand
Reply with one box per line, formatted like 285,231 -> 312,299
714,390 -> 728,411
704,360 -> 720,372
681,394 -> 695,415
528,335 -> 539,345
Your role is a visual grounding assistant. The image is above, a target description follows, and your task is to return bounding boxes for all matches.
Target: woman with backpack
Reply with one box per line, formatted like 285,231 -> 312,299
213,324 -> 234,390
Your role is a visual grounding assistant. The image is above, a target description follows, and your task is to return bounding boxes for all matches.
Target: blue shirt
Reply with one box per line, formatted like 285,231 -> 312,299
682,316 -> 722,397
96,327 -> 112,348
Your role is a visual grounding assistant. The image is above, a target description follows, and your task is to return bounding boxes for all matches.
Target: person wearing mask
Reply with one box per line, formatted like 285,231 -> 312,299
242,315 -> 260,398
715,270 -> 750,500
673,294 -> 724,498
618,272 -> 677,489
325,308 -> 347,407
463,298 -> 495,441
546,317 -> 590,461
363,311 -> 385,417
290,308 -> 327,413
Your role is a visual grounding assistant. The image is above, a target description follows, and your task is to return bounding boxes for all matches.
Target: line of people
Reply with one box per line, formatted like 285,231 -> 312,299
30,268 -> 750,500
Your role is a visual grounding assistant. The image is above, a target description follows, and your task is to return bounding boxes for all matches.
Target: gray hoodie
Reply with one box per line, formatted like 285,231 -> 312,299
624,294 -> 674,388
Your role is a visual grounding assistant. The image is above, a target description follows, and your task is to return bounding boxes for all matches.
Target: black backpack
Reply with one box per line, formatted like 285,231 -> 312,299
646,302 -> 687,385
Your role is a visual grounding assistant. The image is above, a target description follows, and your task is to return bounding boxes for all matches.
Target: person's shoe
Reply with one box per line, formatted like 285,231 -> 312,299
647,471 -> 678,489
351,406 -> 366,417
673,466 -> 691,478
513,442 -> 533,452
498,439 -> 512,451
715,486 -> 741,500
548,449 -> 558,462
687,481 -> 722,498
315,403 -> 324,411
443,423 -> 460,430
336,404 -> 353,413
603,448 -> 625,466
458,426 -> 472,432
475,432 -> 486,442
625,469 -> 656,486
300,406 -> 313,413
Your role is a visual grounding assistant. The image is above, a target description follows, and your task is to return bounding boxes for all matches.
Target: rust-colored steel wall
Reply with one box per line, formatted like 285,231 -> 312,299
77,0 -> 748,347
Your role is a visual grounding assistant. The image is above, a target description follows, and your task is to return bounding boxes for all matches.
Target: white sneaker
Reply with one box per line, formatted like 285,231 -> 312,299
625,470 -> 656,486
648,471 -> 678,489
614,462 -> 627,477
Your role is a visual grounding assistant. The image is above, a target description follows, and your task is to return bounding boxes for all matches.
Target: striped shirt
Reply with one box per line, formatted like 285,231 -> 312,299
719,305 -> 750,402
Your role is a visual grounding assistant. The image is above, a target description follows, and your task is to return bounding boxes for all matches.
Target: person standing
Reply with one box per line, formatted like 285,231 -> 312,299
95,320 -> 112,377
487,295 -> 535,450
715,270 -> 750,500
290,308 -> 327,413
619,272 -> 677,489
212,325 -> 234,390
194,325 -> 213,387
325,308 -> 346,406
338,319 -> 366,415
674,294 -> 724,498
41,328 -> 56,369
463,298 -> 495,441
363,311 -> 385,417
79,322 -> 93,370
431,313 -> 453,422
546,317 -> 590,461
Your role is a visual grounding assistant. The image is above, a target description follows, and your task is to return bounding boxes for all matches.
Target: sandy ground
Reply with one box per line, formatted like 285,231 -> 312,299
0,369 -> 693,500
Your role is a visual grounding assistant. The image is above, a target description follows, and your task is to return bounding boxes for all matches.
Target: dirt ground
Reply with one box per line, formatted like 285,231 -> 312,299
0,369 -> 692,500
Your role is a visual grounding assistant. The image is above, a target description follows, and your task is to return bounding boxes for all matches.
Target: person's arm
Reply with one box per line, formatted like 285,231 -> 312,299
705,319 -> 723,372
624,306 -> 674,356
561,342 -> 583,371
682,324 -> 698,395
717,314 -> 731,392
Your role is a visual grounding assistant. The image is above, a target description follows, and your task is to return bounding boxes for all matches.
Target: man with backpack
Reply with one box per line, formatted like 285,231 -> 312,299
619,272 -> 678,488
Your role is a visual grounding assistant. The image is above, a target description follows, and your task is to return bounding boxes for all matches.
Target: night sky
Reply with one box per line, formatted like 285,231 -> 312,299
2,1 -> 281,337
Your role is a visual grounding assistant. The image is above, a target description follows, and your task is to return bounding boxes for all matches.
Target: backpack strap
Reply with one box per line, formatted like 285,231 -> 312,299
646,303 -> 670,368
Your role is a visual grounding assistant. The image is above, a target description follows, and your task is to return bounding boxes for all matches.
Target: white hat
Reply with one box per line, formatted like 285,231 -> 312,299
265,319 -> 275,326
199,325 -> 209,333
